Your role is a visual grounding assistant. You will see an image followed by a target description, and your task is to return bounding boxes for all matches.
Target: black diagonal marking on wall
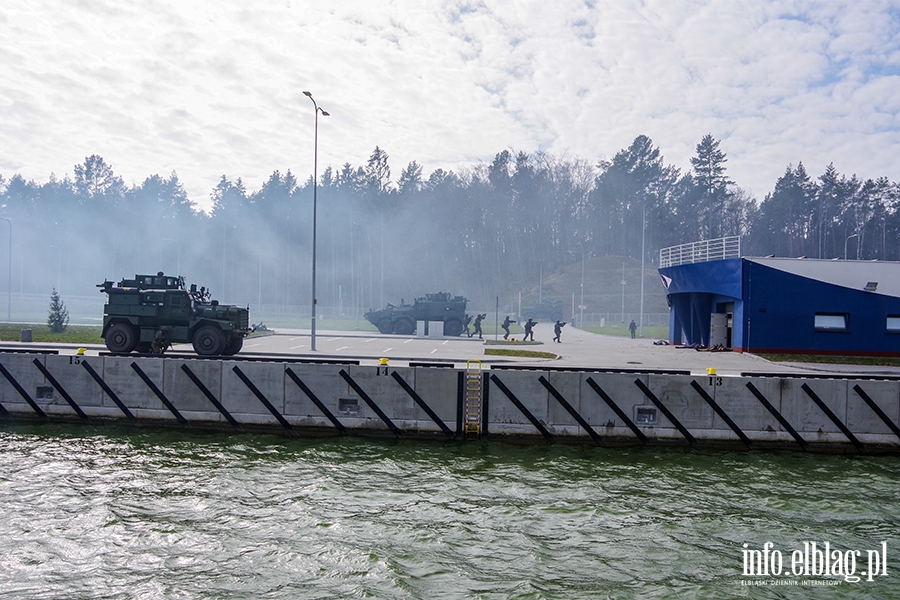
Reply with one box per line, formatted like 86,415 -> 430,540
130,362 -> 187,424
585,377 -> 649,444
232,366 -> 294,434
489,374 -> 553,441
81,360 -> 136,422
0,360 -> 46,419
852,384 -> 900,440
32,359 -> 88,420
745,381 -> 807,449
689,380 -> 751,449
339,369 -> 403,436
538,375 -> 602,445
284,368 -> 347,433
482,372 -> 490,437
633,379 -> 696,445
801,383 -> 864,451
180,364 -> 241,430
390,371 -> 453,437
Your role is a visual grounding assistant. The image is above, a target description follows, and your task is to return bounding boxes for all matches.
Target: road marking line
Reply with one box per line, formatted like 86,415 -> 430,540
328,337 -> 342,341
383,348 -> 393,352
365,338 -> 376,343
442,340 -> 449,345
431,349 -> 437,354
335,346 -> 348,351
289,345 -> 305,350
404,339 -> 414,344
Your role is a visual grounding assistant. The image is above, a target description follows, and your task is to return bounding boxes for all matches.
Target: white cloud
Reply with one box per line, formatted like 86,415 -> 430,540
0,0 -> 898,210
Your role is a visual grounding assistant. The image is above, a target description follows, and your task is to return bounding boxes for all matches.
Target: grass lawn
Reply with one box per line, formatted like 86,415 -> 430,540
0,324 -> 104,344
484,348 -> 559,359
582,323 -> 669,340
759,353 -> 900,367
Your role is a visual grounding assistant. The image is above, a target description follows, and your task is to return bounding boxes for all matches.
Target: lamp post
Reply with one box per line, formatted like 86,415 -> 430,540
568,250 -> 585,327
351,221 -> 362,330
845,233 -> 858,260
0,217 -> 10,322
303,91 -> 329,351
640,205 -> 646,338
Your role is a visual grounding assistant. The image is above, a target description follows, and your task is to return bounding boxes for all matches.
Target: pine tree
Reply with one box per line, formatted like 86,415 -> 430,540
690,134 -> 733,239
47,288 -> 69,333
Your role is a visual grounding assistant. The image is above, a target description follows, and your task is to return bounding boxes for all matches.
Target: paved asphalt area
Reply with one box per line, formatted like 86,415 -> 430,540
235,327 -> 892,377
15,327 -> 899,378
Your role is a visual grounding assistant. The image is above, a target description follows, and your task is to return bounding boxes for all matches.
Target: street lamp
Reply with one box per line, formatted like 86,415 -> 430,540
568,250 -> 585,327
303,91 -> 329,351
845,233 -> 858,260
0,217 -> 10,322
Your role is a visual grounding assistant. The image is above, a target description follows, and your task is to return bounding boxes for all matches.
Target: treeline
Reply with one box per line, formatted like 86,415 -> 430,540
0,135 -> 897,312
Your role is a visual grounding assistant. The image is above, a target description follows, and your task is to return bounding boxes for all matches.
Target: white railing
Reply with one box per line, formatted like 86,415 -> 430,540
659,236 -> 741,268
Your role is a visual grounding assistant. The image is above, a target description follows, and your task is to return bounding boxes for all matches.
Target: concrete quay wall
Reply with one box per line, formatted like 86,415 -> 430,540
0,352 -> 898,453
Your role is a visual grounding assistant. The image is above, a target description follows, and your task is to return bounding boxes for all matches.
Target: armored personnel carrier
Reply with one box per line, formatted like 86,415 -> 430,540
365,292 -> 467,336
98,272 -> 251,355
521,300 -> 564,322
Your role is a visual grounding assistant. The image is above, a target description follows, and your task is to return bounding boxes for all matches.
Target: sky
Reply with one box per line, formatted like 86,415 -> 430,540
2,0 -> 900,211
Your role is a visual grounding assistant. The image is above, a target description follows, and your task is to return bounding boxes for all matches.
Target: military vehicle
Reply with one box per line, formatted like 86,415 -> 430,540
521,300 -> 564,323
98,272 -> 252,356
365,292 -> 467,336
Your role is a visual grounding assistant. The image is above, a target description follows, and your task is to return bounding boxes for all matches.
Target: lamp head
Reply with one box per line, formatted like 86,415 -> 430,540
303,91 -> 312,97
321,110 -> 330,116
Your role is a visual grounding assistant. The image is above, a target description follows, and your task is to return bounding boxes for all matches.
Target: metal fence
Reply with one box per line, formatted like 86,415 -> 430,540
659,236 -> 741,268
577,313 -> 669,327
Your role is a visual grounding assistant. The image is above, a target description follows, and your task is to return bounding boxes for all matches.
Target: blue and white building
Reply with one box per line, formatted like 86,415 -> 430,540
658,237 -> 900,355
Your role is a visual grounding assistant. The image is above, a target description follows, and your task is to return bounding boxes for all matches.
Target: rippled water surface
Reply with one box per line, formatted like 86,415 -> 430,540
0,424 -> 898,599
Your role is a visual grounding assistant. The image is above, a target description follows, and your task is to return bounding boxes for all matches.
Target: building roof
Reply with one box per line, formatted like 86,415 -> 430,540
746,257 -> 900,298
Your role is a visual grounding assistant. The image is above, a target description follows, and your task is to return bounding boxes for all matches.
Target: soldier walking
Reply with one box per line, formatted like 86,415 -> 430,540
553,320 -> 566,343
472,313 -> 485,339
502,315 -> 516,340
524,318 -> 536,341
463,314 -> 473,337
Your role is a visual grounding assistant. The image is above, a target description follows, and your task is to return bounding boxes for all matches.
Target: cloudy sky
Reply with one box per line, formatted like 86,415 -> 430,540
2,0 -> 899,210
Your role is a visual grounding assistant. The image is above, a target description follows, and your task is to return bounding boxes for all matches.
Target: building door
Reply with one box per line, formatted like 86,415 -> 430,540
710,313 -> 728,347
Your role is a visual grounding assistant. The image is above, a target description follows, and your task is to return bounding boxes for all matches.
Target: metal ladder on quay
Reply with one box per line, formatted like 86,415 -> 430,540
464,360 -> 482,438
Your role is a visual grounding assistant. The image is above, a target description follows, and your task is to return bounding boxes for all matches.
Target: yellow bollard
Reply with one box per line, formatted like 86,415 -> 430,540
379,357 -> 389,366
77,348 -> 86,356
706,367 -> 716,375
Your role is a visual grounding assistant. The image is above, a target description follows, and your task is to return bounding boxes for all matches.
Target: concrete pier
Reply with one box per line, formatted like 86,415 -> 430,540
1,348 -> 898,453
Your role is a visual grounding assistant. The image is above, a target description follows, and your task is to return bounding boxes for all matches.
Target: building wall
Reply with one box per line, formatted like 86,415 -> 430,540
660,258 -> 900,356
743,261 -> 900,355
660,259 -> 742,347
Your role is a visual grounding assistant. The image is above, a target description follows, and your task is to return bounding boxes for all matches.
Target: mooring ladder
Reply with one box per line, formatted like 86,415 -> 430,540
464,360 -> 482,436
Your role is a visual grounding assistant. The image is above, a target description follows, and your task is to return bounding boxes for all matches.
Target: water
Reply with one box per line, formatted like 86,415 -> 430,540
0,424 -> 897,599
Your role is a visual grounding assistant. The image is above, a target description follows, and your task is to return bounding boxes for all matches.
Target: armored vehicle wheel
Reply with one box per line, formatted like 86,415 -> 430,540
393,318 -> 414,335
223,335 -> 243,355
377,318 -> 393,334
135,342 -> 152,353
443,318 -> 463,336
193,325 -> 226,355
106,322 -> 137,353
